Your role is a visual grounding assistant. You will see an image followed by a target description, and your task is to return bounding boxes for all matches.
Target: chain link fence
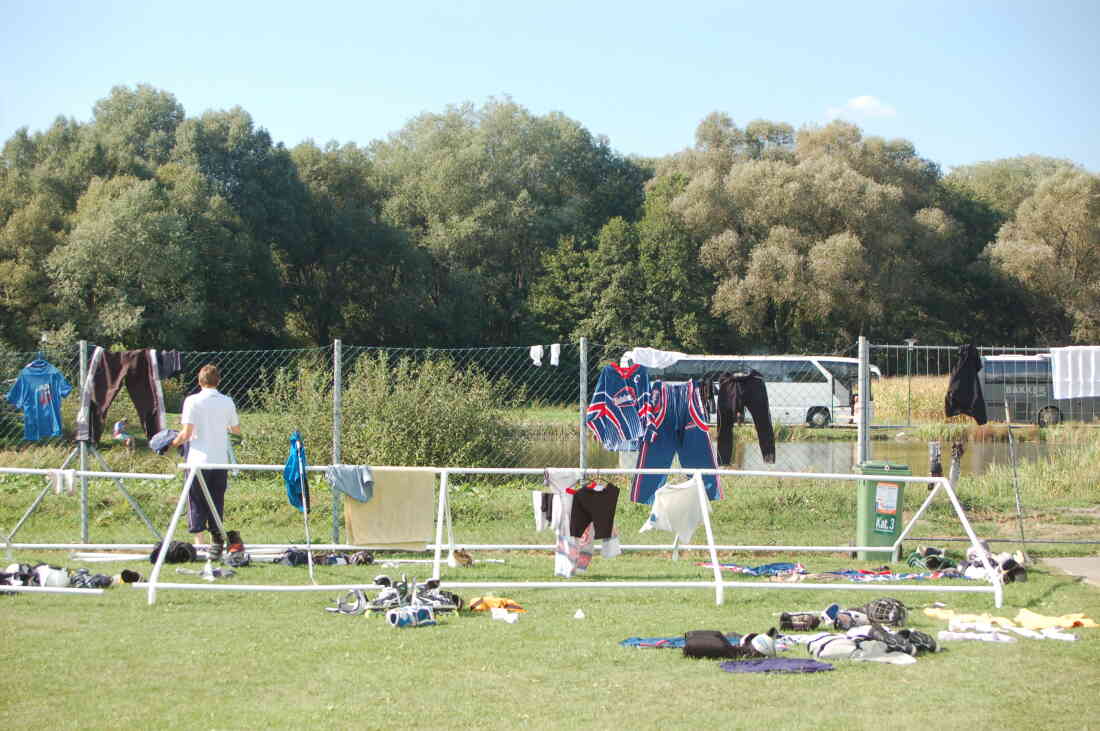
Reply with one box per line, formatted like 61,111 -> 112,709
3,339 -> 1093,476
176,346 -> 334,413
869,344 -> 1095,427
586,342 -> 864,475
336,342 -> 587,472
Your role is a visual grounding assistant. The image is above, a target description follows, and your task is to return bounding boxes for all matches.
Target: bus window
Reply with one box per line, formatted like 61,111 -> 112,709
983,359 -> 1005,385
819,360 -> 857,388
780,360 -> 827,383
749,360 -> 785,382
979,355 -> 1076,425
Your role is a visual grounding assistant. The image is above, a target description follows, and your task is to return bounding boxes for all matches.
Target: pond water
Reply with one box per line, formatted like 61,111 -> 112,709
728,438 -> 1056,476
531,435 -> 1058,476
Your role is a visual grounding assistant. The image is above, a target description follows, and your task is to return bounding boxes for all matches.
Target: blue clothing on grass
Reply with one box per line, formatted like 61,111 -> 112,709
5,359 -> 72,441
620,633 -> 742,649
700,562 -> 806,577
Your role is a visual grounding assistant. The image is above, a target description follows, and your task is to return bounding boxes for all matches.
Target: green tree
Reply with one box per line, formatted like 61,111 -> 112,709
46,176 -> 203,345
0,119 -> 98,346
90,84 -> 185,178
692,153 -> 914,349
287,141 -> 434,345
531,177 -> 714,351
371,98 -> 647,343
663,117 -> 956,351
986,169 -> 1100,342
574,217 -> 646,344
169,107 -> 306,345
0,190 -> 67,346
528,235 -> 593,340
632,175 -> 715,350
946,155 -> 1080,218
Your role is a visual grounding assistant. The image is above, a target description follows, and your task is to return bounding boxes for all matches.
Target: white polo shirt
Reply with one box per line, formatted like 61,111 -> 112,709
180,388 -> 239,465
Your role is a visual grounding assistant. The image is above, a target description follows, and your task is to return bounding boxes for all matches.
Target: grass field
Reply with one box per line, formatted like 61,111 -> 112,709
3,551 -> 1098,731
1,374 -> 1098,729
2,444 -> 1098,729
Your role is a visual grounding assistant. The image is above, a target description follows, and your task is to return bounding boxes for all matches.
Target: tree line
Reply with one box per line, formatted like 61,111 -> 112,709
1,84 -> 1096,354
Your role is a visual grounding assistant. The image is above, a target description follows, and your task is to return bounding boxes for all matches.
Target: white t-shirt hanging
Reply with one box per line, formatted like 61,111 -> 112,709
639,474 -> 709,543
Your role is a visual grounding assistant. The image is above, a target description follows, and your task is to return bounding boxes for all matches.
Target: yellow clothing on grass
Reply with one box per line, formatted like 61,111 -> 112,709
923,608 -> 1018,628
924,606 -> 1098,630
1014,608 -> 1098,630
469,596 -> 526,612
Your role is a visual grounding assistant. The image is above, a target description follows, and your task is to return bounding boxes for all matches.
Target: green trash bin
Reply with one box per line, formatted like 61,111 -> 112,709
855,461 -> 911,562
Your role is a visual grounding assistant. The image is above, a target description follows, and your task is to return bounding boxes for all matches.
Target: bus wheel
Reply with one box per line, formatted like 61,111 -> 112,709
807,408 -> 831,428
1037,407 -> 1062,427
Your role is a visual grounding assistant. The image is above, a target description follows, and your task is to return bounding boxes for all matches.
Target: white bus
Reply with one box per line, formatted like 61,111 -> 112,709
621,353 -> 879,427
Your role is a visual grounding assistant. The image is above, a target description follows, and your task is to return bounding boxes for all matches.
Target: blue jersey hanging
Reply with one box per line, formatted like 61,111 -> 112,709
5,358 -> 73,441
586,363 -> 651,451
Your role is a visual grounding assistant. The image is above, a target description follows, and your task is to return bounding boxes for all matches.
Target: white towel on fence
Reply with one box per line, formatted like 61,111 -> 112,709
1050,346 -> 1100,399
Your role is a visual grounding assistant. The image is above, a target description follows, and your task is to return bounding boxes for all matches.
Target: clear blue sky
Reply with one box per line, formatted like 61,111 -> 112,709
2,0 -> 1097,172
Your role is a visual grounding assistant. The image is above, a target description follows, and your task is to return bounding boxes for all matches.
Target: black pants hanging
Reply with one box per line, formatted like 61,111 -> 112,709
75,349 -> 164,443
716,372 -> 776,465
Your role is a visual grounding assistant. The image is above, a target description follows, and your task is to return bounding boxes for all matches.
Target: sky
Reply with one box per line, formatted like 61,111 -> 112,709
2,0 -> 1098,173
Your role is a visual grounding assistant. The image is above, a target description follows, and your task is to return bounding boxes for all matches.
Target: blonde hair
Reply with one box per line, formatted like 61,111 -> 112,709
198,364 -> 220,388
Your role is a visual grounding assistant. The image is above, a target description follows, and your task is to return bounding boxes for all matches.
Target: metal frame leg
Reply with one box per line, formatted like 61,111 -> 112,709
148,468 -> 197,605
695,472 -> 723,606
432,471 -> 449,580
87,444 -> 161,539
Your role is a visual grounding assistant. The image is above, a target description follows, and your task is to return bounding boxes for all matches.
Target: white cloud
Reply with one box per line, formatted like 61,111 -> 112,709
826,95 -> 898,121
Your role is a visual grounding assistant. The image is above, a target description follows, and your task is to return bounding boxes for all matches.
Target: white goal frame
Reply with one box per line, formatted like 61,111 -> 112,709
141,463 -> 1004,608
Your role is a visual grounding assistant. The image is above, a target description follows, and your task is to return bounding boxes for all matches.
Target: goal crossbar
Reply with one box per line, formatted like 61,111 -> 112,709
142,464 -> 1003,608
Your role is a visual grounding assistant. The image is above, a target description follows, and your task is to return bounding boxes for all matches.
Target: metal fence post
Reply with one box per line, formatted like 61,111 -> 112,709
331,339 -> 342,544
858,336 -> 870,465
579,337 -> 588,472
78,339 -> 88,543
903,338 -> 919,426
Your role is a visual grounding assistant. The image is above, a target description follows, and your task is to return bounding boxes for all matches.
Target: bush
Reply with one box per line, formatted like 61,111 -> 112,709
252,353 -> 520,468
342,353 -> 520,467
248,355 -> 333,465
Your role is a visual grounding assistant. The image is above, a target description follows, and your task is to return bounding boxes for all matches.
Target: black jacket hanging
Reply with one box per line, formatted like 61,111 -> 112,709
945,344 -> 988,425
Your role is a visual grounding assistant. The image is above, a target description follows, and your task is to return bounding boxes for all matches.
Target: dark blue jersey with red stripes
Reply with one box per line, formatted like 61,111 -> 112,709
586,363 -> 651,451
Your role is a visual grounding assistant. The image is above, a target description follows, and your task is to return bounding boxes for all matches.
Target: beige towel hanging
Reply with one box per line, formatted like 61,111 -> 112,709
343,469 -> 435,549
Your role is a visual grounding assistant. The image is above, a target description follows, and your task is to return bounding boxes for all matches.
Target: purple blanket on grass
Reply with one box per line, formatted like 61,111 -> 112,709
720,658 -> 834,674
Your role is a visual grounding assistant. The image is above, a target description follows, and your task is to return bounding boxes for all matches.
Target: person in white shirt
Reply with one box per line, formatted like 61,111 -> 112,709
170,365 -> 241,560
